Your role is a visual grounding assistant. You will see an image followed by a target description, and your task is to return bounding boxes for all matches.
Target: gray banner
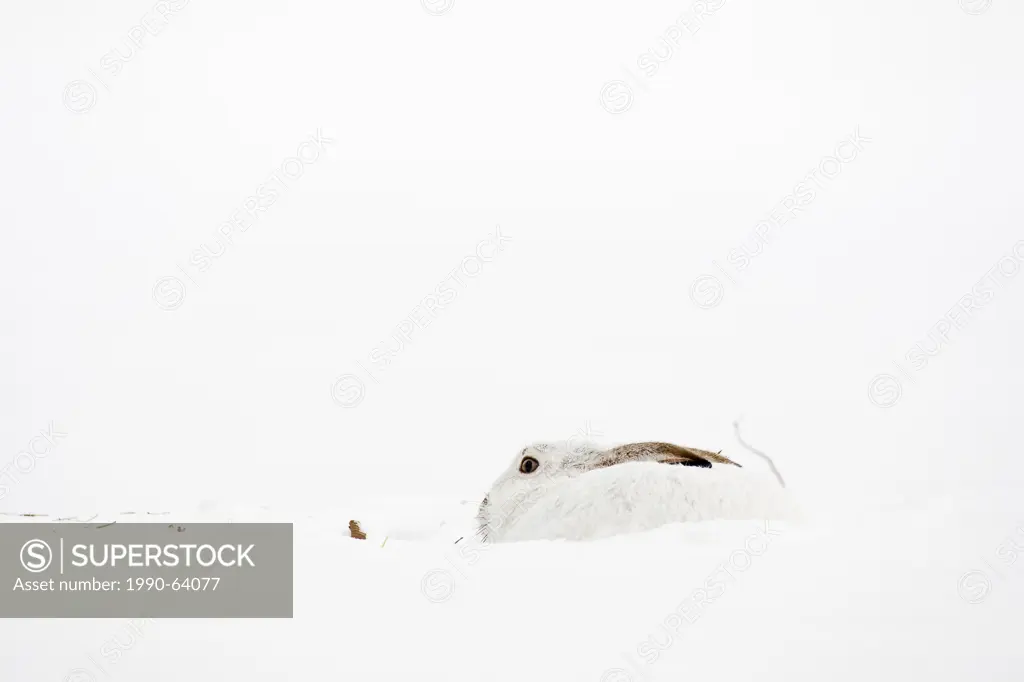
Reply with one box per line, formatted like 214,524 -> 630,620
0,523 -> 292,617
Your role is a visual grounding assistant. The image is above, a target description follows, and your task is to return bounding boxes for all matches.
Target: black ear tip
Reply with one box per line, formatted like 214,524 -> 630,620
674,458 -> 712,468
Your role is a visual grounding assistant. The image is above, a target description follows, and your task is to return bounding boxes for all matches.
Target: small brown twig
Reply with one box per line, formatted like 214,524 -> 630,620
349,520 -> 367,540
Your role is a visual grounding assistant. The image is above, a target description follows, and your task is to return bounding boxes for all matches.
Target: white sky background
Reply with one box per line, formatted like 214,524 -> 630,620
2,2 -> 1024,681
1,0 -> 1022,520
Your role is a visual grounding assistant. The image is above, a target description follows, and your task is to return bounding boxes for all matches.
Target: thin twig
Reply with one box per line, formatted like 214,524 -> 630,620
733,418 -> 786,488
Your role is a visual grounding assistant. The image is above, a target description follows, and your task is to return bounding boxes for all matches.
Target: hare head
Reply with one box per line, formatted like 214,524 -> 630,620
475,440 -> 603,542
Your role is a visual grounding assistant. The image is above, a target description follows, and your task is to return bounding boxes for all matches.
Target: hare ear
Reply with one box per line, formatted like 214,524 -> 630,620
641,443 -> 742,468
667,451 -> 712,468
635,443 -> 712,467
595,442 -> 740,469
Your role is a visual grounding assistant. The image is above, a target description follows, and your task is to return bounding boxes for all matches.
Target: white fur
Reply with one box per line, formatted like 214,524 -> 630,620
479,441 -> 799,542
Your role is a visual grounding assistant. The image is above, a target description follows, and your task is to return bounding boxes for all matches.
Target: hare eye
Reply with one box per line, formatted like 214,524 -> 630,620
519,456 -> 539,474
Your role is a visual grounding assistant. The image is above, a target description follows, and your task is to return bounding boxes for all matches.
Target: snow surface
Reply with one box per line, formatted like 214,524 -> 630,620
2,491 -> 1023,681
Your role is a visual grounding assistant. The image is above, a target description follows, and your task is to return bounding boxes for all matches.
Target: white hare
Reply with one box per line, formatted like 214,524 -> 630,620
476,440 -> 797,542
